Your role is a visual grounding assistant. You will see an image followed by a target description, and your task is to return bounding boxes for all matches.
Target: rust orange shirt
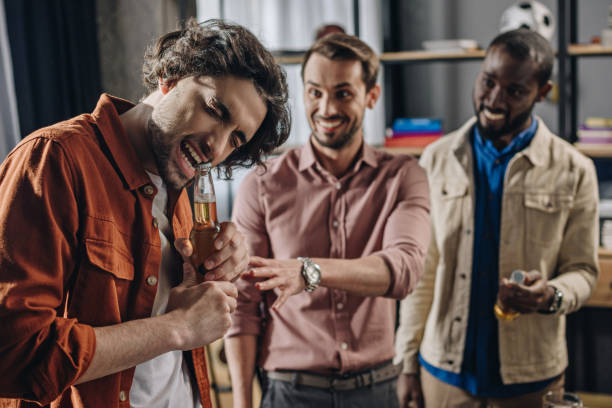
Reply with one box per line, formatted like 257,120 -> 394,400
0,94 -> 211,408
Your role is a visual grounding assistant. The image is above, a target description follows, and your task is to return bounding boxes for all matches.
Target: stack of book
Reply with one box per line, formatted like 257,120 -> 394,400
384,118 -> 443,148
577,117 -> 612,145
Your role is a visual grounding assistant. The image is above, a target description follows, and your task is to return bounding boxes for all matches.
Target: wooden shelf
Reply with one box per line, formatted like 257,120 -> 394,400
568,44 -> 612,56
274,54 -> 304,65
378,146 -> 425,155
574,143 -> 612,158
275,49 -> 487,65
380,49 -> 486,63
377,144 -> 612,159
275,46 -> 612,65
586,248 -> 612,308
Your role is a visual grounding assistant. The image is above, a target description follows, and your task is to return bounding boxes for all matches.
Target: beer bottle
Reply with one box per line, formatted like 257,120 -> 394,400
190,162 -> 220,281
494,270 -> 525,322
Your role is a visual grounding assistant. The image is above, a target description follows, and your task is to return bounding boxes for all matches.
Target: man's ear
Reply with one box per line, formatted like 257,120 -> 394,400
158,77 -> 177,95
536,80 -> 553,102
366,84 -> 381,109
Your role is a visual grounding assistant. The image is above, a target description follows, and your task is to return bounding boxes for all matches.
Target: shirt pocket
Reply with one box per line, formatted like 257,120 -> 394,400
524,193 -> 573,246
84,237 -> 135,281
68,216 -> 136,324
432,182 -> 468,256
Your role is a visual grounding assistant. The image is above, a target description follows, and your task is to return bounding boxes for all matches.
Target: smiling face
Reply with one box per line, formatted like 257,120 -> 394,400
473,45 -> 550,145
147,75 -> 267,189
302,53 -> 379,151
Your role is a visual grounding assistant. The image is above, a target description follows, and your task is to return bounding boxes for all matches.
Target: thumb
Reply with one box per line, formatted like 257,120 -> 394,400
181,261 -> 199,287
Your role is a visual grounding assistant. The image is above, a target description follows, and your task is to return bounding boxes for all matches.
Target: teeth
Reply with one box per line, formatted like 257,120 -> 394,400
318,119 -> 342,128
181,152 -> 195,170
483,110 -> 504,120
185,143 -> 202,164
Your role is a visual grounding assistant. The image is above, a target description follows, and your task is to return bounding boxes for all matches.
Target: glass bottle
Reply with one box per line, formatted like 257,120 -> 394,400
190,162 -> 220,281
494,270 -> 525,322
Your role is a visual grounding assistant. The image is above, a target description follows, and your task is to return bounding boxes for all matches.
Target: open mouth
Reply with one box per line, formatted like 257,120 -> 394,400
316,118 -> 344,133
180,140 -> 207,171
482,109 -> 505,121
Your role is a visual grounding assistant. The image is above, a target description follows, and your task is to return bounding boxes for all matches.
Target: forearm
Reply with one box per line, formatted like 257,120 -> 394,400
225,335 -> 257,408
314,256 -> 391,297
76,314 -> 181,384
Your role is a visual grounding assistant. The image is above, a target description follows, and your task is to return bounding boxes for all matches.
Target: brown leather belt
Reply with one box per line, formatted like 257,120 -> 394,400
266,361 -> 402,391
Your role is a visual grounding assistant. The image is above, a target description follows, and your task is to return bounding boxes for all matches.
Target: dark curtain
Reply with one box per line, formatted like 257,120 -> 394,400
4,0 -> 101,137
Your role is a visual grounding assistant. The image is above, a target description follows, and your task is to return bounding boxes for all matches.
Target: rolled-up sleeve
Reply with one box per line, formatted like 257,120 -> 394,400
226,169 -> 269,338
0,138 -> 95,403
372,160 -> 431,299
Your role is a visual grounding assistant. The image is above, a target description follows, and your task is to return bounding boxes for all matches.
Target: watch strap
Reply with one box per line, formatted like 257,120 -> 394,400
539,285 -> 563,314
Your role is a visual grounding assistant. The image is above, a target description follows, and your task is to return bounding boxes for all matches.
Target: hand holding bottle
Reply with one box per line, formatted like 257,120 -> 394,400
496,270 -> 554,319
179,163 -> 249,284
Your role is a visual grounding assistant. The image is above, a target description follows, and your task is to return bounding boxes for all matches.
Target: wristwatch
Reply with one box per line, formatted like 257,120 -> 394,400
540,285 -> 563,314
297,257 -> 321,292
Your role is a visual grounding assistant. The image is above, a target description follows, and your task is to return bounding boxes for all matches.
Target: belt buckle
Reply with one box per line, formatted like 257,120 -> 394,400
329,377 -> 340,391
330,373 -> 359,391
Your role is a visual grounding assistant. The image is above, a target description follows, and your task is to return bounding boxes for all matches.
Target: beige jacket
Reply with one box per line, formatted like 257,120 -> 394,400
394,117 -> 599,384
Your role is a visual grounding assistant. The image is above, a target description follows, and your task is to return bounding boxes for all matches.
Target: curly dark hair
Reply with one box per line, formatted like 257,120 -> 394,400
142,18 -> 291,178
301,32 -> 379,92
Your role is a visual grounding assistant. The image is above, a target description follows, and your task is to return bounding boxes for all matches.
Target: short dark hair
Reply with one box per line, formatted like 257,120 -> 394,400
142,18 -> 291,178
301,33 -> 379,92
488,28 -> 554,87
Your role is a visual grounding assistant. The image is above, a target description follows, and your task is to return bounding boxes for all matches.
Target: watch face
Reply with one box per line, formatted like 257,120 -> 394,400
306,265 -> 320,282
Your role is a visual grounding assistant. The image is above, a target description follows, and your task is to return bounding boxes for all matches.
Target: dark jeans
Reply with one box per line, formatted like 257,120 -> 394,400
261,378 -> 400,408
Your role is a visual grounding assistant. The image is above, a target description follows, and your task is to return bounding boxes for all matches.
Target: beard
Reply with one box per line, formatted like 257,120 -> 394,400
147,117 -> 189,190
311,116 -> 362,150
473,101 -> 535,142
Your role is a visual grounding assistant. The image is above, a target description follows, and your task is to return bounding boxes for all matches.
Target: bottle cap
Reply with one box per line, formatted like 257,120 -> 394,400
510,269 -> 526,284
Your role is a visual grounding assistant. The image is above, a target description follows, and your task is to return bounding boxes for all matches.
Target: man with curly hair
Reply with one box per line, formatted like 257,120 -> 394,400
0,19 -> 290,408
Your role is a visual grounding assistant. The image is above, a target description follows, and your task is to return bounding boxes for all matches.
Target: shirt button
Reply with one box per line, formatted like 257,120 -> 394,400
337,302 -> 344,310
146,275 -> 158,286
332,220 -> 339,228
494,159 -> 501,165
143,185 -> 155,195
152,218 -> 159,229
335,182 -> 342,190
340,342 -> 348,350
119,390 -> 127,402
465,229 -> 471,235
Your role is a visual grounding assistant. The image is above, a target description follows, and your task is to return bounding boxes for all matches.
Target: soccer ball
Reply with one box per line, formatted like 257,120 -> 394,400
499,1 -> 555,42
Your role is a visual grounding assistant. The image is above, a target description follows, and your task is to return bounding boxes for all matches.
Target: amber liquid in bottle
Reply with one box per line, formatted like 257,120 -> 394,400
189,163 -> 220,281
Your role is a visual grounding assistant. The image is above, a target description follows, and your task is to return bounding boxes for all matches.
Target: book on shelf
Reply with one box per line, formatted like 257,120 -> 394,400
392,117 -> 442,133
584,117 -> 612,128
384,135 -> 441,148
577,125 -> 612,144
391,130 -> 443,138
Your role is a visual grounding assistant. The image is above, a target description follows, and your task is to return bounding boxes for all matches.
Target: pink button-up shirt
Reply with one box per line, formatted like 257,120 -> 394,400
227,142 -> 430,374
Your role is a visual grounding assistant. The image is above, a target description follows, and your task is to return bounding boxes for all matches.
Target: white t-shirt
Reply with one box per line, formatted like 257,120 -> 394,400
129,172 -> 202,408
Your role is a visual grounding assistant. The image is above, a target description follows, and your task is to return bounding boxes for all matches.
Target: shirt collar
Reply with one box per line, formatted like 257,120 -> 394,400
473,115 -> 538,159
89,93 -> 153,191
298,137 -> 379,173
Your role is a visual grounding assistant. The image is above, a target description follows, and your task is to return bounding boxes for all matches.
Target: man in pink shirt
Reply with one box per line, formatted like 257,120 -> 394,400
225,33 -> 431,408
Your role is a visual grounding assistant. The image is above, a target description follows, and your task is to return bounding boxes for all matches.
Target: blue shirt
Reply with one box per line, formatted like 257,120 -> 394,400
420,117 -> 554,397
